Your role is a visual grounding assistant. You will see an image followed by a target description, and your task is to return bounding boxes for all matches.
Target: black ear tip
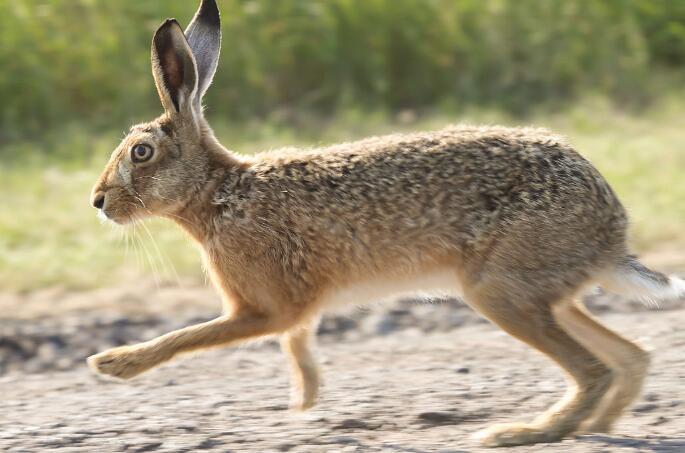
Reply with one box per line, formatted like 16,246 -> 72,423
163,18 -> 181,29
154,18 -> 183,41
155,18 -> 176,31
198,0 -> 220,26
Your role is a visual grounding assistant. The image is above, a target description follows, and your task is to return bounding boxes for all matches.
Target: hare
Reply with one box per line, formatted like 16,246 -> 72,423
88,0 -> 685,447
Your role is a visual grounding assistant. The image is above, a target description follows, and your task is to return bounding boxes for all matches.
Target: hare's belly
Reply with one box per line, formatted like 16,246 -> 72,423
323,267 -> 462,307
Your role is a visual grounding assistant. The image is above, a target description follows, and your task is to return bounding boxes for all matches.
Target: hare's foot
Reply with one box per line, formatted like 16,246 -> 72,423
474,422 -> 562,447
579,419 -> 612,434
88,345 -> 164,379
289,357 -> 319,411
281,322 -> 320,411
291,372 -> 319,411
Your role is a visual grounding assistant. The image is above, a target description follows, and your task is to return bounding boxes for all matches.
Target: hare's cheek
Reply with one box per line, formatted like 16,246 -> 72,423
116,160 -> 134,187
131,169 -> 158,199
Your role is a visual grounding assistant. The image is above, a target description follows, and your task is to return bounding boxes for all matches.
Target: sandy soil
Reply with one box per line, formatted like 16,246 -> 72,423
2,278 -> 685,452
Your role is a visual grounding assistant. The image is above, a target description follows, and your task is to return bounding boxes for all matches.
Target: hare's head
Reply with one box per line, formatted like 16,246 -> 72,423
91,0 -> 222,224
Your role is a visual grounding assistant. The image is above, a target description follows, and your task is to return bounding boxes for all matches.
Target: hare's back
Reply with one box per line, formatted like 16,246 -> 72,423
228,126 -> 628,289
260,125 -> 624,221
240,127 -> 624,244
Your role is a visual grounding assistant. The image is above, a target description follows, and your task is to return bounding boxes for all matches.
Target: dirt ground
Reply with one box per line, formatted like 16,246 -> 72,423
2,250 -> 684,452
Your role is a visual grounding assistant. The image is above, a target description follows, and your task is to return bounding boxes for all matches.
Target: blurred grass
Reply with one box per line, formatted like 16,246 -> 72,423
1,98 -> 684,291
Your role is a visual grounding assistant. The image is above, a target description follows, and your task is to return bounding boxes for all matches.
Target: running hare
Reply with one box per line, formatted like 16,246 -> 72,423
88,0 -> 684,446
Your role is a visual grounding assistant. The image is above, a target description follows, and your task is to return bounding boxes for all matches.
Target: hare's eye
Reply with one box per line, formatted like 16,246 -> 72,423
131,144 -> 153,163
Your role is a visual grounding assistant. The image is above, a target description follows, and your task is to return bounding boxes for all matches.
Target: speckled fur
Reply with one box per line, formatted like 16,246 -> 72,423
205,125 -> 628,308
87,1 -> 681,447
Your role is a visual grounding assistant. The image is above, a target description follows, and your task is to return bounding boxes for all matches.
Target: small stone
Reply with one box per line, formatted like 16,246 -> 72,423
644,392 -> 660,402
333,419 -> 378,430
195,439 -> 223,449
418,411 -> 455,424
650,416 -> 669,426
324,436 -> 359,445
139,425 -> 163,435
130,441 -> 163,452
633,403 -> 659,413
177,422 -> 198,432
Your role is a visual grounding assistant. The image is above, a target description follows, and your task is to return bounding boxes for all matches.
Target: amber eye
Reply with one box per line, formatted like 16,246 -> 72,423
131,144 -> 153,163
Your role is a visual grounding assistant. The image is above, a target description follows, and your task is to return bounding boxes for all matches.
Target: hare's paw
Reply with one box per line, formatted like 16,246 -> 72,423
578,418 -> 614,434
473,422 -> 561,447
298,393 -> 318,411
88,345 -> 157,379
289,367 -> 320,411
291,387 -> 318,411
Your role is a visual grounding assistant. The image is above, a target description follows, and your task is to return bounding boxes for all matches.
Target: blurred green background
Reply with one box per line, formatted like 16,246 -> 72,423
1,0 -> 684,291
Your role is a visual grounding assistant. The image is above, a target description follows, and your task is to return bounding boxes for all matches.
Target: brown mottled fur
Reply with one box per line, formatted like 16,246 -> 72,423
88,1 -> 683,447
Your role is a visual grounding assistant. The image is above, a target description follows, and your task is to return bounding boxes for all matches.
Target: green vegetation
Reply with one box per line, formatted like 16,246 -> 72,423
2,0 -> 685,142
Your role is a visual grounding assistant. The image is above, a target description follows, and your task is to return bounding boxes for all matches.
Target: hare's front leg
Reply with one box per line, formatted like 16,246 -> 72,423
281,319 -> 321,410
89,313 -> 285,379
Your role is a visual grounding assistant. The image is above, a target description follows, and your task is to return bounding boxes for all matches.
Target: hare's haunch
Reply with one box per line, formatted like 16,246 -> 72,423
88,0 -> 684,447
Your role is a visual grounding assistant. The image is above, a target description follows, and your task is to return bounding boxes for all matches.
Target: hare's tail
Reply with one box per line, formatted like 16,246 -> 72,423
599,255 -> 685,305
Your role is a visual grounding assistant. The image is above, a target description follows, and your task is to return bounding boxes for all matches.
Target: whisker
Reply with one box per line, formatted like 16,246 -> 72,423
131,215 -> 161,288
132,191 -> 147,209
165,211 -> 201,229
128,222 -> 139,268
140,218 -> 182,287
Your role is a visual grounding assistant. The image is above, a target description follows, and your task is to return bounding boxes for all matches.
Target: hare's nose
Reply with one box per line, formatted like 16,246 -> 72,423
92,192 -> 105,210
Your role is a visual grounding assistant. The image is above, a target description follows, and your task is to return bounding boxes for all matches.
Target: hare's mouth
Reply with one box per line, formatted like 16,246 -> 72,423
97,206 -> 136,225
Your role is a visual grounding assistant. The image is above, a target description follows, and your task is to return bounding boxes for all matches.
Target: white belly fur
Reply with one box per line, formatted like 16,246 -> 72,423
323,268 -> 463,307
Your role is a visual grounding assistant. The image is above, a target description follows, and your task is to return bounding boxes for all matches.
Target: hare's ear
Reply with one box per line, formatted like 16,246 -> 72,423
151,19 -> 198,114
184,0 -> 221,106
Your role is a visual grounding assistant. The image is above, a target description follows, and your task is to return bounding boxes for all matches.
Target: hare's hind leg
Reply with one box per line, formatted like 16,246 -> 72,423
281,318 -> 321,410
553,300 -> 650,433
464,288 -> 612,447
